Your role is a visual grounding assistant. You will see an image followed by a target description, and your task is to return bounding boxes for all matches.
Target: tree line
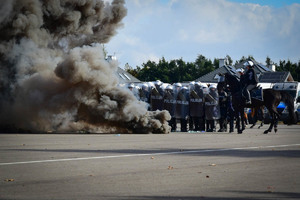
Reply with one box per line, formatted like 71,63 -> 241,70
125,54 -> 300,83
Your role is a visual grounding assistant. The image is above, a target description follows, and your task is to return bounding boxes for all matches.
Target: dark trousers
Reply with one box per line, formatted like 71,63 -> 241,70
169,118 -> 177,132
206,120 -> 216,132
190,117 -> 205,131
219,117 -> 227,131
180,119 -> 188,132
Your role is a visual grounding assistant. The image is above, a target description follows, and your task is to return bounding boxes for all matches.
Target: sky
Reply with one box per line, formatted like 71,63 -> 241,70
106,0 -> 300,68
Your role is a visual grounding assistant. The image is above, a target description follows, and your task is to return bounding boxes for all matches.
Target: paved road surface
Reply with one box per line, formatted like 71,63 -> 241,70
1,125 -> 300,200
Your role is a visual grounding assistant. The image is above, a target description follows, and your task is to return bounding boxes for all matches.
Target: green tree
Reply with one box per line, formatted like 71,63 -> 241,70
226,55 -> 233,65
265,56 -> 273,66
194,54 -> 214,77
213,58 -> 219,68
125,54 -> 300,83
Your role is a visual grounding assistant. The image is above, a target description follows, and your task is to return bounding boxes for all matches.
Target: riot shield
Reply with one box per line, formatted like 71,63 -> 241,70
139,88 -> 150,103
205,89 -> 221,120
189,85 -> 204,117
150,87 -> 163,111
163,89 -> 176,117
175,88 -> 189,119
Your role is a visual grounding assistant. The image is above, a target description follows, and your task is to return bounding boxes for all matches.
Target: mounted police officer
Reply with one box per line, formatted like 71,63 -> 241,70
242,61 -> 258,105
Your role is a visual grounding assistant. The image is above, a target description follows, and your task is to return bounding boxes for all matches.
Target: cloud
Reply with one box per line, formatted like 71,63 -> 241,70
107,0 -> 300,67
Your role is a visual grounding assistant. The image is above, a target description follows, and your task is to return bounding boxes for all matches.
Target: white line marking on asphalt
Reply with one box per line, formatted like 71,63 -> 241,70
0,144 -> 299,166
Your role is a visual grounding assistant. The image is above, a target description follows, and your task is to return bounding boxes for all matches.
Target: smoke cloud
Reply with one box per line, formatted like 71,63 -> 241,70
0,0 -> 171,134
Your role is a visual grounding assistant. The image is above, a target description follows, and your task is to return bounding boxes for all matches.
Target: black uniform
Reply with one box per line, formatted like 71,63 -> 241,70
218,90 -> 228,132
175,87 -> 189,132
139,86 -> 150,110
189,84 -> 205,131
243,67 -> 258,103
150,86 -> 163,111
205,87 -> 220,132
163,87 -> 177,131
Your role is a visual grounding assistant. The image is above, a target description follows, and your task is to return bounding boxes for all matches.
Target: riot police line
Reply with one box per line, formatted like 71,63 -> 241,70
125,80 -> 235,132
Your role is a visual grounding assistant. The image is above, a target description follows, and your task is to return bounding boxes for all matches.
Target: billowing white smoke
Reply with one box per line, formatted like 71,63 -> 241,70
0,0 -> 171,133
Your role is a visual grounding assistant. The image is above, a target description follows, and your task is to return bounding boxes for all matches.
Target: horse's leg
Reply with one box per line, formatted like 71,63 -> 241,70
250,122 -> 256,128
250,112 -> 256,128
242,116 -> 246,131
237,110 -> 243,134
240,109 -> 246,131
258,107 -> 264,129
274,112 -> 280,133
258,121 -> 263,129
234,110 -> 239,133
269,106 -> 281,133
264,109 -> 274,134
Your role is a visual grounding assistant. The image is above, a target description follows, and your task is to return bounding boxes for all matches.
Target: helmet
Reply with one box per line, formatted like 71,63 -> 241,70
209,84 -> 217,89
189,81 -> 195,86
155,80 -> 162,86
195,81 -> 201,86
160,83 -> 169,90
248,61 -> 254,66
147,82 -> 155,89
135,85 -> 140,90
142,83 -> 148,89
244,60 -> 254,68
166,85 -> 173,90
174,83 -> 182,87
128,83 -> 134,88
236,68 -> 244,73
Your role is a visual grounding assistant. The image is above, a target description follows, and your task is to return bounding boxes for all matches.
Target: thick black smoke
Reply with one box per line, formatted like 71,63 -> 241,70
0,0 -> 171,133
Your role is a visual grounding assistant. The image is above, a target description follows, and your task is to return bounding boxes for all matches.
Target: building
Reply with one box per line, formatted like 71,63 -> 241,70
259,71 -> 294,83
194,65 -> 237,83
106,55 -> 141,84
117,67 -> 141,84
195,58 -> 294,84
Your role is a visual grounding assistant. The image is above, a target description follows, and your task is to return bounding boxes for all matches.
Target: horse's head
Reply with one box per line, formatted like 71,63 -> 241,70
218,72 -> 241,94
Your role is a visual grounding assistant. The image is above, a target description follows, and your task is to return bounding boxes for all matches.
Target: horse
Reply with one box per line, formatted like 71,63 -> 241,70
217,73 -> 296,134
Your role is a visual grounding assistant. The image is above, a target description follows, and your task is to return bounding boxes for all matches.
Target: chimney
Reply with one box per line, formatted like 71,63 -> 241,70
268,64 -> 276,72
219,57 -> 228,68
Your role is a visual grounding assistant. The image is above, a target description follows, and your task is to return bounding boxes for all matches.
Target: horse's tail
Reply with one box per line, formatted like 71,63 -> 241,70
280,91 -> 297,124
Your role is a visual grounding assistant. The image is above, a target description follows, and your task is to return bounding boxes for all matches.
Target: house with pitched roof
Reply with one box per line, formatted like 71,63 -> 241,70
117,67 -> 141,84
106,55 -> 141,84
194,65 -> 237,83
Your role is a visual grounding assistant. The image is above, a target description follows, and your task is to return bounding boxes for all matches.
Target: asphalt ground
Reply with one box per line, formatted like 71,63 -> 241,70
0,125 -> 300,200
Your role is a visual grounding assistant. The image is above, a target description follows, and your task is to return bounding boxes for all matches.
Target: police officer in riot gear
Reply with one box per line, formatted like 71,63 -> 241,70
205,85 -> 220,132
163,85 -> 177,131
217,76 -> 228,132
138,83 -> 151,110
189,82 -> 205,131
175,86 -> 189,132
150,80 -> 164,111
